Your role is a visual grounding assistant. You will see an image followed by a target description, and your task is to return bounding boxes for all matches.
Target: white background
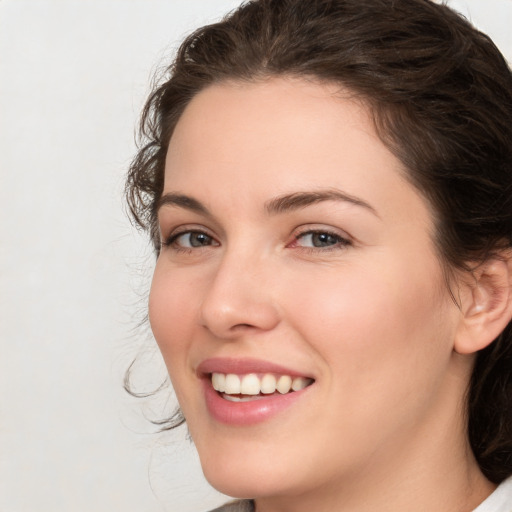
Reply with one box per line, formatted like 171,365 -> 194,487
1,1 -> 511,511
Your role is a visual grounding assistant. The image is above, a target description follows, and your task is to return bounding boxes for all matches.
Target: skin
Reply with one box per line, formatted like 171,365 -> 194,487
149,77 -> 496,511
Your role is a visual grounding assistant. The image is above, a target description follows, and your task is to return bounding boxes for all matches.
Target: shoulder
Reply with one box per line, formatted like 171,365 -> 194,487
473,477 -> 512,512
208,500 -> 255,512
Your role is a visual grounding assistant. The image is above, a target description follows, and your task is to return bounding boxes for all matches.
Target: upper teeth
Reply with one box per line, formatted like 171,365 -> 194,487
211,373 -> 313,395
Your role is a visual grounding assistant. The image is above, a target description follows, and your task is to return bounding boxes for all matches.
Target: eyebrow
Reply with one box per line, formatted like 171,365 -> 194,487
156,189 -> 379,218
264,189 -> 379,217
156,193 -> 212,217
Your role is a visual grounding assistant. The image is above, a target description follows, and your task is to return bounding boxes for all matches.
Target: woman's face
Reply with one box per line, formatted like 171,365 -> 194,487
149,78 -> 465,501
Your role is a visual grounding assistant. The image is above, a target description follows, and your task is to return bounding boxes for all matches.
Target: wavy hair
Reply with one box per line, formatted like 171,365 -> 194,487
126,0 -> 512,483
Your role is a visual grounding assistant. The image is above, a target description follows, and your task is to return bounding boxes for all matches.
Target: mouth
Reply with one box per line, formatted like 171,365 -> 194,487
197,359 -> 316,425
211,372 -> 314,402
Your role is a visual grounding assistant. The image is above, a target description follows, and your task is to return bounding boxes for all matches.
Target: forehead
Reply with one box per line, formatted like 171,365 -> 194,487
163,77 -> 429,225
167,77 -> 374,165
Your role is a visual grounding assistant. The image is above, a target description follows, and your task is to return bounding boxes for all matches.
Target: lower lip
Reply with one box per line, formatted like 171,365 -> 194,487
203,379 -> 311,426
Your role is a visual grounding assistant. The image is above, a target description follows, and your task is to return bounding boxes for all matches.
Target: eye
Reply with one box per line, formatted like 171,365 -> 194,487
165,230 -> 218,249
291,230 -> 351,249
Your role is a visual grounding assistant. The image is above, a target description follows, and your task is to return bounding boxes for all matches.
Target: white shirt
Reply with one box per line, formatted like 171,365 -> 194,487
211,477 -> 512,512
473,477 -> 512,512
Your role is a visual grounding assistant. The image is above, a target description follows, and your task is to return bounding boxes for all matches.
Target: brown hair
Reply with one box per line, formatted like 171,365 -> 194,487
126,0 -> 512,483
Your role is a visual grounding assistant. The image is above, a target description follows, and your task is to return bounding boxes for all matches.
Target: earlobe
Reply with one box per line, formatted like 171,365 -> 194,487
454,256 -> 512,355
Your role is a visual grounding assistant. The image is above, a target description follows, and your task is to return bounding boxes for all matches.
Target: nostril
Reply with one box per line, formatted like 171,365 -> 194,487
199,278 -> 280,337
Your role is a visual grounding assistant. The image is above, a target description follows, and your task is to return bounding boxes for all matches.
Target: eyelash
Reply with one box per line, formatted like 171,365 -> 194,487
162,229 -> 218,253
290,229 -> 352,252
161,228 -> 352,253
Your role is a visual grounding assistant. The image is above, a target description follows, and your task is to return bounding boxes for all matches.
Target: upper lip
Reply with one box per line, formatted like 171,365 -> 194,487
196,357 -> 314,379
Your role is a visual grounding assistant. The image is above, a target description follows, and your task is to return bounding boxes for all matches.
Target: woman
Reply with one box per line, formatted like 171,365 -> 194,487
126,0 -> 512,510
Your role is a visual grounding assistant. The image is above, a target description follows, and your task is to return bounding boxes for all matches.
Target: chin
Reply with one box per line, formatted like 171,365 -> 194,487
204,474 -> 259,500
204,471 -> 290,501
198,444 -> 300,499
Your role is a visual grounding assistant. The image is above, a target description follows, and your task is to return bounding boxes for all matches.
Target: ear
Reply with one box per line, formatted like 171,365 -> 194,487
454,255 -> 512,355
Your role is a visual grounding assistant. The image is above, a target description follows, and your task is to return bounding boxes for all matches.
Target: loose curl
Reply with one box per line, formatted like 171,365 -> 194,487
126,0 -> 512,483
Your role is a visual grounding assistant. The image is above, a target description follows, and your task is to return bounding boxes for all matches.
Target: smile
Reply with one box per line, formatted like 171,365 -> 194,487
211,372 -> 313,400
211,372 -> 313,401
198,359 -> 316,425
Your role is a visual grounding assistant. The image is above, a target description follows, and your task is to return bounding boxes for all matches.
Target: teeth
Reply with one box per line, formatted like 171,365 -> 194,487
276,375 -> 292,394
211,372 -> 313,396
260,374 -> 276,394
224,374 -> 241,394
240,374 -> 260,395
223,394 -> 269,402
291,376 -> 310,391
211,372 -> 226,392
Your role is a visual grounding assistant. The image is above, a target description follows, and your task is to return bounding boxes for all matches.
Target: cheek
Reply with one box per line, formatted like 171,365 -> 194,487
285,256 -> 455,399
276,257 -> 459,469
148,263 -> 198,381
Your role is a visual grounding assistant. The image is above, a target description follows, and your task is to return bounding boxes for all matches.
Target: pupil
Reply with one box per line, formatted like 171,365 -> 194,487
191,233 -> 210,246
313,233 -> 336,247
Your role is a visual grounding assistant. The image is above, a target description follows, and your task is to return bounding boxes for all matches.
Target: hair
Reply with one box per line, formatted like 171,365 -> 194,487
125,0 -> 512,483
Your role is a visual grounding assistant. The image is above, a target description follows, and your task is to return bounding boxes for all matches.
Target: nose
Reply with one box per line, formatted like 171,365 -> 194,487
199,250 -> 280,339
